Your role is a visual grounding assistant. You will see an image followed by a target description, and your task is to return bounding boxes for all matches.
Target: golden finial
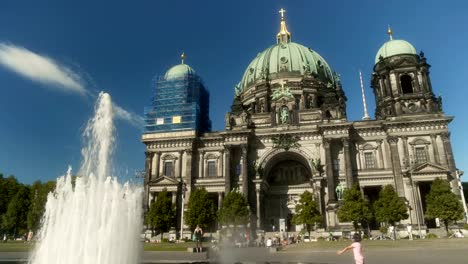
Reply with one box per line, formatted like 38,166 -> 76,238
277,8 -> 291,44
181,52 -> 186,64
387,25 -> 393,40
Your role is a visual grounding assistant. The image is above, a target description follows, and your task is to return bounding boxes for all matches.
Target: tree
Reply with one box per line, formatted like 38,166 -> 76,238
218,190 -> 249,227
1,185 -> 31,237
185,188 -> 216,230
0,175 -> 21,217
27,180 -> 56,232
145,189 -> 175,238
292,191 -> 321,238
425,178 -> 464,235
374,185 -> 409,225
337,184 -> 372,231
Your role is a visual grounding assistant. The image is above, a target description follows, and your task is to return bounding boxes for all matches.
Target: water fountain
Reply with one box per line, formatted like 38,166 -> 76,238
29,92 -> 143,264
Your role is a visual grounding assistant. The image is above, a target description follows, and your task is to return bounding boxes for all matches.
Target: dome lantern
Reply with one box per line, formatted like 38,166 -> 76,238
276,8 -> 291,44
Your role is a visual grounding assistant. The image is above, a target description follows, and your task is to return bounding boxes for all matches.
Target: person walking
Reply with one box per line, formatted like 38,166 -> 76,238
193,225 -> 203,253
337,233 -> 365,264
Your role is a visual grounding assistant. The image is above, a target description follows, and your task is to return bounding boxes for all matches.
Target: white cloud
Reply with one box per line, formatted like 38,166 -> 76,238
113,103 -> 145,129
0,43 -> 87,95
0,42 -> 144,129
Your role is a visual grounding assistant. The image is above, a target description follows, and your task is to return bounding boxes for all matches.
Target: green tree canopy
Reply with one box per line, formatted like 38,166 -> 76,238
373,185 -> 409,226
425,178 -> 464,235
218,190 -> 249,227
0,175 -> 21,217
292,191 -> 322,238
337,184 -> 372,231
1,185 -> 31,237
185,188 -> 216,231
145,189 -> 175,238
27,180 -> 56,232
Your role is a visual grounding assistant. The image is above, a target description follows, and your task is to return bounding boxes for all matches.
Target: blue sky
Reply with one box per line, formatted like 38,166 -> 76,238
1,0 -> 467,183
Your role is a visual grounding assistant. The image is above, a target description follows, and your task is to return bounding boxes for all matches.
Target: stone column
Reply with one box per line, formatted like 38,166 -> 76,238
241,145 -> 248,198
151,151 -> 160,178
198,151 -> 204,179
388,137 -> 405,197
377,140 -> 385,169
218,150 -> 224,177
441,132 -> 460,194
149,192 -> 155,207
430,134 -> 440,164
224,146 -> 231,193
144,151 -> 154,210
178,151 -> 184,179
342,138 -> 353,188
401,136 -> 409,160
172,192 -> 177,205
323,139 -> 336,202
218,192 -> 224,209
256,188 -> 261,229
184,149 -> 193,204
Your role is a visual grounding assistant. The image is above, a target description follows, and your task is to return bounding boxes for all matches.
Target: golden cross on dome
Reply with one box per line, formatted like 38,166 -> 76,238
387,25 -> 393,40
279,8 -> 286,19
181,52 -> 186,64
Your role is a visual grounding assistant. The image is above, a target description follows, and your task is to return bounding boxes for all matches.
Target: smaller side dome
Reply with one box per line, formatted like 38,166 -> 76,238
375,39 -> 417,64
164,64 -> 196,80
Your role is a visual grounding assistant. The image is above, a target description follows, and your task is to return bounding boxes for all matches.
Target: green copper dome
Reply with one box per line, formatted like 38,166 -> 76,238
375,39 -> 417,64
238,42 -> 334,93
164,64 -> 196,80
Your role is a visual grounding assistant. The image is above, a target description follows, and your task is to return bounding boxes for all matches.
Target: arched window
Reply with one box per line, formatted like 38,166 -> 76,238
400,74 -> 414,94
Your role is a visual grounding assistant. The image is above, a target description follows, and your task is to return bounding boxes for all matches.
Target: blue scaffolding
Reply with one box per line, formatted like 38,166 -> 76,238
144,73 -> 211,133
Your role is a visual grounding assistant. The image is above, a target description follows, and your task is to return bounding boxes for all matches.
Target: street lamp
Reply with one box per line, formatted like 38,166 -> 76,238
406,156 -> 423,239
404,199 -> 413,240
180,181 -> 187,240
455,169 -> 468,224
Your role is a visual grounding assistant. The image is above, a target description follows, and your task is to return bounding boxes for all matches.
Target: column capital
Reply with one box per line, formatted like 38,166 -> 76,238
387,136 -> 399,144
430,134 -> 438,140
184,149 -> 193,156
145,151 -> 154,159
323,138 -> 331,148
341,137 -> 350,147
241,144 -> 248,154
440,132 -> 451,141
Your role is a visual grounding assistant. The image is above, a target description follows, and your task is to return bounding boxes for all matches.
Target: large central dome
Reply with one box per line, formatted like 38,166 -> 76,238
239,42 -> 334,91
236,11 -> 335,95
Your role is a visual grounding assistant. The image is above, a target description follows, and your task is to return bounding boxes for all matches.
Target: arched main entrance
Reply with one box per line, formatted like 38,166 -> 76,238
260,151 -> 313,232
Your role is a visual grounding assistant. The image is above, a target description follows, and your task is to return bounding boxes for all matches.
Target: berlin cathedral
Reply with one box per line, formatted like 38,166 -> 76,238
142,9 -> 461,234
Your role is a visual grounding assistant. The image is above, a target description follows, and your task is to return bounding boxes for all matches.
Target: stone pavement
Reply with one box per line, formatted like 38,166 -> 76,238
1,243 -> 467,263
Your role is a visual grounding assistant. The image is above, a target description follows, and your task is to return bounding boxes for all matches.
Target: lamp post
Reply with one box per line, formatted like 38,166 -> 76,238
455,169 -> 468,224
407,156 -> 423,239
180,181 -> 187,240
404,200 -> 413,240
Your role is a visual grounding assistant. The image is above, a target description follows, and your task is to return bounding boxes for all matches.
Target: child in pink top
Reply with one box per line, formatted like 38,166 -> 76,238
337,233 -> 365,264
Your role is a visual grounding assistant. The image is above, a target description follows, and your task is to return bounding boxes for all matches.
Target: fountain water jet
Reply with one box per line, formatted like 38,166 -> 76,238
29,92 -> 143,264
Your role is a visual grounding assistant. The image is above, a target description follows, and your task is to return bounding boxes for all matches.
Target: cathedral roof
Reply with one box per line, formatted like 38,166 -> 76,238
375,27 -> 417,64
164,63 -> 196,80
236,9 -> 335,95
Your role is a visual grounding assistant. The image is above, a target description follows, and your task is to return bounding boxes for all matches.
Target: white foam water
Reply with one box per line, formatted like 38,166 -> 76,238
29,92 -> 143,264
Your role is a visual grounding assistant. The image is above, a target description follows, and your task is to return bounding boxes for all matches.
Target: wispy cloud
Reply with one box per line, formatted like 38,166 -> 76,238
0,43 -> 87,95
113,104 -> 145,128
0,42 -> 143,129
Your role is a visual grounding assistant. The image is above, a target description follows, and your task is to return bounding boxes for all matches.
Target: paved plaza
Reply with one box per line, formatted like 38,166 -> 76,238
1,239 -> 467,263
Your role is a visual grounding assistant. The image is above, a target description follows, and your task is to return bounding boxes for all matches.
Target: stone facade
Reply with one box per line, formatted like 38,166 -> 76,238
142,16 -> 460,235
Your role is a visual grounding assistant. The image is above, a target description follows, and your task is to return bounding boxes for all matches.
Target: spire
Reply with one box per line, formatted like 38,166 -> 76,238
276,8 -> 291,44
359,70 -> 371,120
387,25 -> 393,40
181,52 -> 186,64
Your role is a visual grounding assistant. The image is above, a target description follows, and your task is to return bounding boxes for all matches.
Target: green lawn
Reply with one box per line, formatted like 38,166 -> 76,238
0,241 -> 33,252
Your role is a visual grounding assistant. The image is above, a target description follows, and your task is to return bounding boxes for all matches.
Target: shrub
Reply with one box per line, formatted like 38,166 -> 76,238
463,223 -> 468,230
161,238 -> 169,243
379,226 -> 388,234
425,233 -> 438,239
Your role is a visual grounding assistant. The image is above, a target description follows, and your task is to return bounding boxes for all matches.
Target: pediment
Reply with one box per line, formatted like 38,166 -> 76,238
412,163 -> 448,174
149,176 -> 179,185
